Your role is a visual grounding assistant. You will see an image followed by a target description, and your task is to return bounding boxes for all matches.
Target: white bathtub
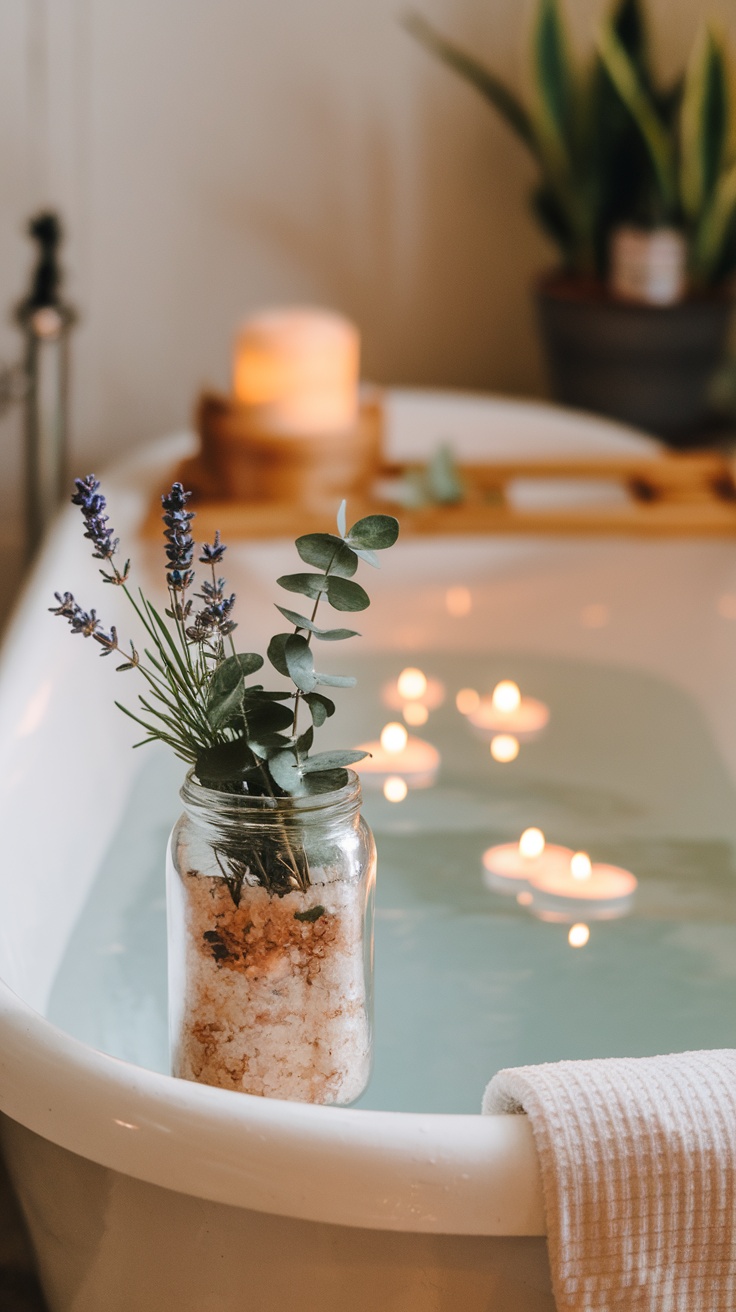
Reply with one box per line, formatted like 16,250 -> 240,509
1,391 -> 735,1311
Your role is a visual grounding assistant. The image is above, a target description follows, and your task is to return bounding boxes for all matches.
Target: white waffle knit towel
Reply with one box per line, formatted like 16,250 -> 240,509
483,1050 -> 736,1312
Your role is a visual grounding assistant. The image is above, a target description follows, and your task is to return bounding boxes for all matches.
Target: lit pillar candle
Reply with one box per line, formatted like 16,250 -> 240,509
355,722 -> 440,791
465,680 -> 550,742
528,850 -> 637,922
232,307 -> 360,437
482,828 -> 575,895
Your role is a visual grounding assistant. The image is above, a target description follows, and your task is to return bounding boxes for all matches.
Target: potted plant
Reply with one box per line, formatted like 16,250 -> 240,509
52,477 -> 398,1103
407,0 -> 736,445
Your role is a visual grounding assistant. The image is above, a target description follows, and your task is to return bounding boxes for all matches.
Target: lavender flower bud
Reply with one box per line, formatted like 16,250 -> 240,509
161,482 -> 195,592
199,531 -> 226,565
71,475 -> 119,563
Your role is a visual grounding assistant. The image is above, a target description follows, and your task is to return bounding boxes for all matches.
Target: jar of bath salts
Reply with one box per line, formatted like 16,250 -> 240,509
166,769 -> 375,1105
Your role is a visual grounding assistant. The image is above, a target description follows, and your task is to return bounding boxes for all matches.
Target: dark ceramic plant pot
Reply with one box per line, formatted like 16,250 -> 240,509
536,277 -> 733,447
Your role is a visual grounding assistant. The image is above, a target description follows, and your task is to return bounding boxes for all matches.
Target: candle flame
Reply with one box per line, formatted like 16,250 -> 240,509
568,923 -> 590,947
519,827 -> 545,859
403,702 -> 428,726
571,852 -> 592,881
383,776 -> 408,803
397,667 -> 427,700
492,680 -> 521,714
381,722 -> 408,754
456,687 -> 480,715
490,734 -> 520,763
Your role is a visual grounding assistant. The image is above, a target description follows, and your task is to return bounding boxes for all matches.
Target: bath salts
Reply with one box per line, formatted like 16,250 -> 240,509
172,867 -> 371,1104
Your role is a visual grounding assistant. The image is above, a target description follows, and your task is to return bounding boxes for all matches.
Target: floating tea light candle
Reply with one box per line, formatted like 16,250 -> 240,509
466,680 -> 550,742
382,666 -> 445,719
528,850 -> 637,922
482,828 -> 575,894
355,721 -> 440,790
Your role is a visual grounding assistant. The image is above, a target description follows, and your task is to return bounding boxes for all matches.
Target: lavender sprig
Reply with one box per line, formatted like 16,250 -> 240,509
186,534 -> 238,650
71,475 -> 129,584
161,482 -> 195,596
49,590 -> 139,668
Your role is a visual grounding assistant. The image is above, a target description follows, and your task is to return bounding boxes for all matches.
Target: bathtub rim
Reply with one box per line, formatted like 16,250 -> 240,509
0,978 -> 545,1235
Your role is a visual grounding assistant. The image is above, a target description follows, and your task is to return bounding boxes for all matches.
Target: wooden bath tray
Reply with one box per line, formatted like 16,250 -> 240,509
151,446 -> 736,540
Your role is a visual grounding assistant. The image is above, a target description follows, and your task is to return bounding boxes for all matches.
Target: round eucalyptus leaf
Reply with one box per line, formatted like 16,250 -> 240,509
277,573 -> 329,599
276,604 -> 359,641
268,749 -> 303,793
296,534 -> 358,578
267,633 -> 290,677
314,671 -> 356,688
209,652 -> 263,700
346,514 -> 399,550
303,692 -> 336,726
284,633 -> 317,692
301,767 -> 350,795
244,697 -> 294,738
326,576 -> 370,612
301,749 -> 367,773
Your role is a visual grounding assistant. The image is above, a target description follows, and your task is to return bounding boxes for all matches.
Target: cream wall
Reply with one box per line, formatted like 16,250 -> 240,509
0,0 -> 734,510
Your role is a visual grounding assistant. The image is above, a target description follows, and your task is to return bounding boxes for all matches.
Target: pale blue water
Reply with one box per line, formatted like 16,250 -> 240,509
48,653 -> 736,1113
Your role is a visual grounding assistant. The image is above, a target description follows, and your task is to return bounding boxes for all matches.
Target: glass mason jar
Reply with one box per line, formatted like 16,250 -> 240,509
166,769 -> 375,1105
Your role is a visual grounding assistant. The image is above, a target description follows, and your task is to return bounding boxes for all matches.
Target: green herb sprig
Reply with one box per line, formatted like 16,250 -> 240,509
52,477 -> 399,803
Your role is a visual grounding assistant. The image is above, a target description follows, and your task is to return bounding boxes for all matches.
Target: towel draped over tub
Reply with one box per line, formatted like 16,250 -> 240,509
483,1050 -> 736,1312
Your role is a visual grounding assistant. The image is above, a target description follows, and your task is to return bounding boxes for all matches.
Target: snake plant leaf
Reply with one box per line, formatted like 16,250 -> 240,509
268,749 -> 303,793
345,514 -> 399,550
530,0 -> 599,271
303,692 -> 336,726
597,21 -> 677,216
301,750 -> 368,773
404,12 -> 539,158
611,0 -> 651,86
692,157 -> 736,281
681,27 -> 729,223
276,605 -> 360,640
531,183 -> 577,256
276,572 -> 329,600
284,633 -> 317,693
314,670 -> 357,688
295,533 -> 358,578
325,576 -> 371,611
532,0 -> 575,151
